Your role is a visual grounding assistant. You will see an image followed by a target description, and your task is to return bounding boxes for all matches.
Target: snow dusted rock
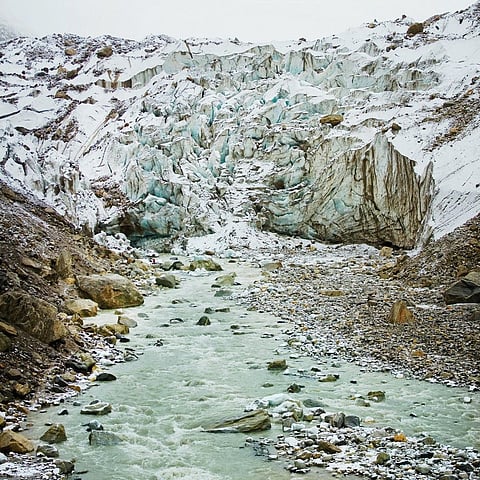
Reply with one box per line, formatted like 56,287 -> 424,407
0,5 -> 479,251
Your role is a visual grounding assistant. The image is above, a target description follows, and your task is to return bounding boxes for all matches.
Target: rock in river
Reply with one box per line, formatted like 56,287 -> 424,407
80,401 -> 112,415
206,409 -> 271,433
40,424 -> 67,444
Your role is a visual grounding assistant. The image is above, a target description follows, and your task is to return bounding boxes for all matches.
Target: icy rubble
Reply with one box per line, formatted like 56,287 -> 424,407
0,3 -> 479,252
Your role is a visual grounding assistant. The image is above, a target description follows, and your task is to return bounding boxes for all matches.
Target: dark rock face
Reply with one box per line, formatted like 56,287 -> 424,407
444,272 -> 480,304
0,291 -> 66,344
77,274 -> 144,308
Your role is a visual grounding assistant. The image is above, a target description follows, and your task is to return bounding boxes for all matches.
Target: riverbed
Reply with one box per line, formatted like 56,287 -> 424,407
27,254 -> 479,480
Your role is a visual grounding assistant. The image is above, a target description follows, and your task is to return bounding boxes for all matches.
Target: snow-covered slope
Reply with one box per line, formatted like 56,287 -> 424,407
0,3 -> 479,252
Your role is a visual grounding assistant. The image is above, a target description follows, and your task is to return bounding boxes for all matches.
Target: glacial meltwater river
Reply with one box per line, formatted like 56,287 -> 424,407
29,256 -> 479,480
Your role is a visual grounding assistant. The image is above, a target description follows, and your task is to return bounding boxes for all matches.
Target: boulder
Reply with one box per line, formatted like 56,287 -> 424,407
77,274 -> 144,309
95,372 -> 117,382
444,271 -> 480,304
212,273 -> 237,287
0,430 -> 34,453
80,402 -> 112,415
54,459 -> 75,474
317,439 -> 342,454
55,250 -> 73,278
206,409 -> 271,433
63,298 -> 98,317
155,274 -> 178,288
0,291 -> 67,344
97,46 -> 113,58
267,359 -> 288,370
388,300 -> 414,324
407,22 -> 424,36
196,316 -> 211,326
37,444 -> 59,457
117,315 -> 137,328
0,333 -> 11,352
39,424 -> 67,444
320,114 -> 344,126
188,259 -> 223,271
89,430 -> 123,446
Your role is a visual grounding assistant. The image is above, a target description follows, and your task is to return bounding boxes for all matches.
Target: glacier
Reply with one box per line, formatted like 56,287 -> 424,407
0,3 -> 479,253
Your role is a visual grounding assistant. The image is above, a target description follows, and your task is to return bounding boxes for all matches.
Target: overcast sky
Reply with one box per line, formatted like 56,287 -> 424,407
0,0 -> 475,42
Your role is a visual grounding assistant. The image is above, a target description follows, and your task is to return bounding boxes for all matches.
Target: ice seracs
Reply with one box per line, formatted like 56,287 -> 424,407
0,3 -> 479,252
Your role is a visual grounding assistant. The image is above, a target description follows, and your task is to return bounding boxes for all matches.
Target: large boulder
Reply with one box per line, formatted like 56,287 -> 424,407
63,298 -> 98,317
444,271 -> 480,304
0,291 -> 67,344
0,431 -> 34,453
205,409 -> 271,433
388,300 -> 415,324
77,274 -> 144,309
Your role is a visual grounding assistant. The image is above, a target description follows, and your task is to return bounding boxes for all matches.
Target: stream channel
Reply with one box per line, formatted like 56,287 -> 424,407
29,255 -> 479,480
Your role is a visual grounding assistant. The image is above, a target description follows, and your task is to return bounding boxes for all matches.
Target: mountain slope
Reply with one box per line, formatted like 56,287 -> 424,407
0,3 -> 479,253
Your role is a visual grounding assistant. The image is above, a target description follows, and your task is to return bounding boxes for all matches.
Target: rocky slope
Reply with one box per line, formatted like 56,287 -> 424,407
0,179 -> 148,405
0,3 -> 479,252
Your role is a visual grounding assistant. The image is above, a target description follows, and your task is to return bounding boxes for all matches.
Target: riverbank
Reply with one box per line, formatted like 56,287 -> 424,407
241,242 -> 480,390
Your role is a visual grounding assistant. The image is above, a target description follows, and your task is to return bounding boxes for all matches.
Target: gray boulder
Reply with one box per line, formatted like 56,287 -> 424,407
444,271 -> 480,304
206,409 -> 271,433
77,274 -> 144,309
155,274 -> 179,288
89,430 -> 123,446
80,402 -> 112,415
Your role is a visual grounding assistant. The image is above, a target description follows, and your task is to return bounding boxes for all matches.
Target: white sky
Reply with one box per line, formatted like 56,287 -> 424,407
0,0 -> 475,42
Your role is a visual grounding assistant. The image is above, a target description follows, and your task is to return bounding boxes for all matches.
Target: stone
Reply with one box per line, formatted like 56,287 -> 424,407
0,452 -> 7,463
0,321 -> 17,336
320,114 -> 344,126
367,390 -> 386,402
328,412 -> 345,428
54,459 -> 75,474
155,274 -> 178,288
196,316 -> 211,326
407,22 -> 424,36
77,274 -> 144,309
64,47 -> 76,56
388,300 -> 415,324
380,246 -> 393,257
317,440 -> 341,454
0,333 -> 11,352
206,409 -> 271,433
318,374 -> 339,382
267,359 -> 288,370
444,271 -> 480,304
82,420 -> 104,431
95,372 -> 117,382
375,452 -> 390,465
55,250 -> 73,278
212,273 -> 237,287
0,291 -> 67,344
118,315 -> 137,328
0,430 -> 34,453
97,45 -> 113,58
188,258 -> 223,271
344,415 -> 361,428
80,401 -> 112,415
287,383 -> 303,393
13,382 -> 30,397
63,298 -> 98,317
40,424 -> 67,444
36,444 -> 59,457
261,261 -> 283,272
89,430 -> 123,446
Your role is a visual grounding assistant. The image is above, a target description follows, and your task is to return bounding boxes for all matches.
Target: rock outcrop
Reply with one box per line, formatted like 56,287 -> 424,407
0,291 -> 67,344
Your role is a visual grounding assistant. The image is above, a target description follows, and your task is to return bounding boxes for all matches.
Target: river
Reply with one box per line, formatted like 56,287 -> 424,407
28,255 -> 479,480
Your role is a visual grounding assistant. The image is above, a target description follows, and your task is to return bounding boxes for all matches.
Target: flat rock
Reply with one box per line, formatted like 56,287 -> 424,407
80,402 -> 112,415
206,409 -> 271,433
89,430 -> 123,446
